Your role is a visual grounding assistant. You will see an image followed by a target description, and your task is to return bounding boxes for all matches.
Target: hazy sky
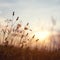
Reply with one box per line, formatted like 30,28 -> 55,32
0,0 -> 60,32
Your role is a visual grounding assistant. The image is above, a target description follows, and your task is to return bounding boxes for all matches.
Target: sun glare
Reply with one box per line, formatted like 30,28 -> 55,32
35,31 -> 50,42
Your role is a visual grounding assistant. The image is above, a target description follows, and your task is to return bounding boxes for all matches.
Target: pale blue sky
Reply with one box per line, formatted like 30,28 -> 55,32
0,0 -> 60,32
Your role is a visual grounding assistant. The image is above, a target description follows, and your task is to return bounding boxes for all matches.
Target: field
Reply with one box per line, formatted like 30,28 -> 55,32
0,12 -> 60,60
0,45 -> 60,60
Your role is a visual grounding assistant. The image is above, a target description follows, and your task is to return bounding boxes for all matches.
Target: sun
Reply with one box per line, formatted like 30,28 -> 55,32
34,31 -> 50,42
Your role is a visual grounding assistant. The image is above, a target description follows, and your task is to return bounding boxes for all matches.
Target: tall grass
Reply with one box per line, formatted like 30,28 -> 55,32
0,12 -> 60,60
0,12 -> 60,51
0,11 -> 34,49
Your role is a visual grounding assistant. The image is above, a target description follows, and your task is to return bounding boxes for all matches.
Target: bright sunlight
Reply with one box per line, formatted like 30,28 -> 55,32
35,31 -> 50,42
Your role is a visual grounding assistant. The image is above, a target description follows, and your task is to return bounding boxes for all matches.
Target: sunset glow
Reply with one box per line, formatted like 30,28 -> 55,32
35,31 -> 50,42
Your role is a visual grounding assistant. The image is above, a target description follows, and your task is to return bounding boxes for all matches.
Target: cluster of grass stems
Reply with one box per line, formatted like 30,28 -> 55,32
0,12 -> 60,60
0,11 -> 38,49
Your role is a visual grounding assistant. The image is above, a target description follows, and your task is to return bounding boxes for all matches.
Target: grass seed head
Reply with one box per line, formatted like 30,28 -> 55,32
12,11 -> 15,16
32,35 -> 35,39
16,17 -> 19,21
26,33 -> 28,36
26,23 -> 29,26
36,39 -> 39,42
24,27 -> 28,30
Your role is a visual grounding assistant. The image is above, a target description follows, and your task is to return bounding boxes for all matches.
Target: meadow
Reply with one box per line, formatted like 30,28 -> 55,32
0,12 -> 60,60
